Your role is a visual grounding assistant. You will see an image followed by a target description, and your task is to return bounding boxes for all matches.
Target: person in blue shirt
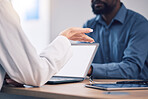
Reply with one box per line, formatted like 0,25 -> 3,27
85,0 -> 148,79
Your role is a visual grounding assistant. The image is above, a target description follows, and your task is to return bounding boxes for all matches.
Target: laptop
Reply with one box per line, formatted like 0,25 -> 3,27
46,43 -> 99,84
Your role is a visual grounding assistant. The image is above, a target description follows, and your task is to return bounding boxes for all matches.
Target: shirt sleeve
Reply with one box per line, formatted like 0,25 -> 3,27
91,19 -> 148,79
0,0 -> 72,86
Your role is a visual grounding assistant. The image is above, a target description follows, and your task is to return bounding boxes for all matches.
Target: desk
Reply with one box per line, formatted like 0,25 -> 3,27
1,79 -> 148,99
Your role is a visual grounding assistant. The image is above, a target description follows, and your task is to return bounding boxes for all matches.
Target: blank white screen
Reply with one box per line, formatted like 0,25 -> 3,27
55,44 -> 97,78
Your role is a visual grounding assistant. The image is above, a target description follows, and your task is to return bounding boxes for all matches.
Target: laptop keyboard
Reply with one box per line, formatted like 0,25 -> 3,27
50,77 -> 81,81
46,77 -> 84,84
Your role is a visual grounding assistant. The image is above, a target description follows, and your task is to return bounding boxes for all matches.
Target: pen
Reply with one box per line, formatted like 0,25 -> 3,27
89,76 -> 94,84
89,76 -> 116,84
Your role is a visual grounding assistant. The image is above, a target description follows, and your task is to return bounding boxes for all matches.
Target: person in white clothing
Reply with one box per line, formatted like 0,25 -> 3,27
0,0 -> 94,90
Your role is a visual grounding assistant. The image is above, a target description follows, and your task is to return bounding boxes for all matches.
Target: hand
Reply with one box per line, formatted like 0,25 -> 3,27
5,74 -> 24,87
60,27 -> 94,43
87,66 -> 93,76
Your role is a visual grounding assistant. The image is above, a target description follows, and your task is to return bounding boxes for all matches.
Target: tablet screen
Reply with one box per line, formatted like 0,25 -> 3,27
85,84 -> 148,91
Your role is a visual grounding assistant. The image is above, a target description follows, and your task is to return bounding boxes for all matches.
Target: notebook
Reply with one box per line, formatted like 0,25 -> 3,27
46,43 -> 99,84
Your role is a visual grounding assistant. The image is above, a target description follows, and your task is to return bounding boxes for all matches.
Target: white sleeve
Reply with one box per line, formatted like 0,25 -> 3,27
0,0 -> 72,86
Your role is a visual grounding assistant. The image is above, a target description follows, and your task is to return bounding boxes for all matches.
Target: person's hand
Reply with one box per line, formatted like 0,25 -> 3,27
60,27 -> 95,43
5,74 -> 24,87
87,66 -> 93,76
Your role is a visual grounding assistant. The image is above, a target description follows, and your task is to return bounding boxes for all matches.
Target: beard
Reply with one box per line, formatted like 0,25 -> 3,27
91,0 -> 116,15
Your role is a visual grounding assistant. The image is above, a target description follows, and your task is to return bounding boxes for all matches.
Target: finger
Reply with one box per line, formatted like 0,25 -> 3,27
81,35 -> 95,42
71,36 -> 94,43
6,79 -> 23,87
79,38 -> 94,43
84,28 -> 93,33
78,28 -> 93,33
71,34 -> 94,42
70,27 -> 93,34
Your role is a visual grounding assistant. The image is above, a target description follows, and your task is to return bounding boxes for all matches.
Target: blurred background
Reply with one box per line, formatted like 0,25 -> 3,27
10,0 -> 148,53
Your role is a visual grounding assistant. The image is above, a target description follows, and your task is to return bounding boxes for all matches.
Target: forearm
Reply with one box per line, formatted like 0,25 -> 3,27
91,61 -> 139,79
1,34 -> 72,86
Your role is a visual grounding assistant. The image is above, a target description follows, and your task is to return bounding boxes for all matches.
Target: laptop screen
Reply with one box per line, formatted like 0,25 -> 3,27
54,43 -> 98,78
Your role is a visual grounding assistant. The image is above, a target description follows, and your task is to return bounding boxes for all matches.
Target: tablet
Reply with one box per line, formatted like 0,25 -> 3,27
85,84 -> 148,91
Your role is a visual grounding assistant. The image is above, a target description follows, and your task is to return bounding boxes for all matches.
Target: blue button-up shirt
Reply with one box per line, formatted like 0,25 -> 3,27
83,4 -> 148,79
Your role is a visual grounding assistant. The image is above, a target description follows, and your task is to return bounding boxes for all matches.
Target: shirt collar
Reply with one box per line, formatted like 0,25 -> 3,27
114,3 -> 127,24
95,3 -> 127,25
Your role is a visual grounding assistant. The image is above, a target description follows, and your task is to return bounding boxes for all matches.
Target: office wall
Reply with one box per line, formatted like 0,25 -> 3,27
50,0 -> 94,41
50,0 -> 148,41
12,0 -> 51,53
121,0 -> 148,19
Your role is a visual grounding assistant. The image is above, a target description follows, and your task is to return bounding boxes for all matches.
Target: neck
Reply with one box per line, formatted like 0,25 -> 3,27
102,2 -> 121,25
